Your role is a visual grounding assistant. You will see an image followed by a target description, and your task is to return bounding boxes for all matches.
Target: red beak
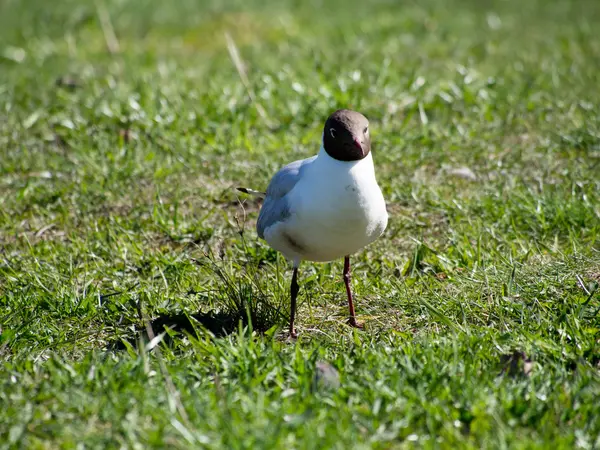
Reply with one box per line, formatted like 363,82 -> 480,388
353,139 -> 362,150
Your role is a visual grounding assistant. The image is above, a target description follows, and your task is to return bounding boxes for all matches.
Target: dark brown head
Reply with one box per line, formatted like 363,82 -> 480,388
323,109 -> 371,162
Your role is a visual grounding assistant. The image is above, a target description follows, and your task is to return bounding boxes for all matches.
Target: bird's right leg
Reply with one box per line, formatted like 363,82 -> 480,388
343,256 -> 363,329
289,266 -> 300,338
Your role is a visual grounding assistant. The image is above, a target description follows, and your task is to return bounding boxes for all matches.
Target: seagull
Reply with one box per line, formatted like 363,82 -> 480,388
238,109 -> 388,337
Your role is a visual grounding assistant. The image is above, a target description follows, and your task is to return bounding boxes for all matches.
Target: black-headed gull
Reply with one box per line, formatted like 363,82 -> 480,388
239,109 -> 388,337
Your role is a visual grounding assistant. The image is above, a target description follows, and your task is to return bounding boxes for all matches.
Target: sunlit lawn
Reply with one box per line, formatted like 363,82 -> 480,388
1,0 -> 599,448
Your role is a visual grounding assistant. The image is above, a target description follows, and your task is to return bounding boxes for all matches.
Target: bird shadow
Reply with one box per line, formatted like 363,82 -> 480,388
109,306 -> 280,351
108,253 -> 287,351
151,309 -> 243,337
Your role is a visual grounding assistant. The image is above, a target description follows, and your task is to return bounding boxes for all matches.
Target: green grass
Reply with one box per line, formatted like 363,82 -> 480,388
1,0 -> 600,447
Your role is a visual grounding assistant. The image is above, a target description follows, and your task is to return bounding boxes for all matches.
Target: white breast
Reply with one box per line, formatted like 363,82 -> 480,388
264,148 -> 388,263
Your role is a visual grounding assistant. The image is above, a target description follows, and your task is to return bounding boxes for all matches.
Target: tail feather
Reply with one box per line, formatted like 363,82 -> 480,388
236,187 -> 266,198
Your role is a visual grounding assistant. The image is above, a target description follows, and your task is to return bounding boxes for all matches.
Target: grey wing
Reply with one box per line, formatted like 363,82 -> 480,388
256,156 -> 316,239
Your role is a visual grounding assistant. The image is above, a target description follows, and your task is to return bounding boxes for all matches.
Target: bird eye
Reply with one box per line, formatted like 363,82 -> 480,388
364,126 -> 369,134
329,128 -> 337,138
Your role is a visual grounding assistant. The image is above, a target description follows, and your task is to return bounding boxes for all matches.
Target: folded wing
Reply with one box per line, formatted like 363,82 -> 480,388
257,156 -> 316,239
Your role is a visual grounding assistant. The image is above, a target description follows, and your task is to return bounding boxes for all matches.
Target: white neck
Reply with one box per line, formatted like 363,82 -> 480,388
315,145 -> 376,176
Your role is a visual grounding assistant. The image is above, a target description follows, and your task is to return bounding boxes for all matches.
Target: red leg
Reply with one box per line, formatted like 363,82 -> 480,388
343,256 -> 363,328
289,267 -> 299,338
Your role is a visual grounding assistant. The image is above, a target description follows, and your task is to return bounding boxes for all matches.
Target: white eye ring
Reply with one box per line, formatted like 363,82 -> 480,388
329,128 -> 336,138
